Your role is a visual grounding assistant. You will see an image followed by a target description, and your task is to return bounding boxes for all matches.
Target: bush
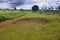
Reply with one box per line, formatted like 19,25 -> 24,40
19,9 -> 24,11
0,16 -> 6,22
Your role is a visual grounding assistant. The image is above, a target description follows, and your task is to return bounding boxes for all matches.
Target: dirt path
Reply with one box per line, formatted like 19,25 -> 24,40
0,17 -> 50,27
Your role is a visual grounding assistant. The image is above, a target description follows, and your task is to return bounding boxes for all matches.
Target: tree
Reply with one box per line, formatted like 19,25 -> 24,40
57,6 -> 60,10
48,6 -> 54,10
41,6 -> 47,10
14,7 -> 16,10
32,5 -> 39,11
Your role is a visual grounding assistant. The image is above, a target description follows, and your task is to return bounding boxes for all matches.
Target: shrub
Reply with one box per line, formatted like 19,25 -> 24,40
0,16 -> 6,22
19,9 -> 24,11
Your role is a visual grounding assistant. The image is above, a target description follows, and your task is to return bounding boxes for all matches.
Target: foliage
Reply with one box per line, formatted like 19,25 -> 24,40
57,6 -> 60,10
32,5 -> 39,11
0,11 -> 26,22
0,11 -> 60,40
0,10 -> 60,22
0,16 -> 6,22
19,9 -> 24,11
14,7 -> 16,10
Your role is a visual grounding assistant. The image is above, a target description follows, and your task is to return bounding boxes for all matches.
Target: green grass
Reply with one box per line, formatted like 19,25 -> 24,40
0,10 -> 60,40
0,11 -> 26,19
0,10 -> 60,19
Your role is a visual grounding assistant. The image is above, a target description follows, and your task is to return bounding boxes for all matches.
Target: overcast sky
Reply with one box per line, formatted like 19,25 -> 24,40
0,0 -> 60,9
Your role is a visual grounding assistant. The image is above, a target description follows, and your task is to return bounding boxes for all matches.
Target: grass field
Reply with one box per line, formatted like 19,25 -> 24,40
0,10 -> 60,40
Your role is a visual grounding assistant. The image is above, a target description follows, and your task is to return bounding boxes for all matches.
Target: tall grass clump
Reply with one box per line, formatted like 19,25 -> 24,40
0,11 -> 27,22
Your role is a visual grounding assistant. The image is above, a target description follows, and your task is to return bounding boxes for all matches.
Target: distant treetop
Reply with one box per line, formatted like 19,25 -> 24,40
32,5 -> 39,11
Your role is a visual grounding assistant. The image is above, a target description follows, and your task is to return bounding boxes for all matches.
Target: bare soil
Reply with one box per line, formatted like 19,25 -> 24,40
0,17 -> 51,27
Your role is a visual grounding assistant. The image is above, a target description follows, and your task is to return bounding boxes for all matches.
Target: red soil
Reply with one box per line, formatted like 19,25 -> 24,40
0,17 -> 50,27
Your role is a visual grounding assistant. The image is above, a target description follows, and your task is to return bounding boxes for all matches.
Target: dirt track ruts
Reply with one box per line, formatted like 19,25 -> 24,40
0,17 -> 50,27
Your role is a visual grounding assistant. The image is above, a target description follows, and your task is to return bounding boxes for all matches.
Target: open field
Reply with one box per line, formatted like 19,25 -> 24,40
0,10 -> 60,40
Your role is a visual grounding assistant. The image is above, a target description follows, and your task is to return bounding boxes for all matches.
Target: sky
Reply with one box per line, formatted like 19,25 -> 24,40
0,0 -> 60,9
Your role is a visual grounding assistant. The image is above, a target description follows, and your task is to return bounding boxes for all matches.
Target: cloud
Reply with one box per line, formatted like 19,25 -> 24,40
17,0 -> 60,10
0,3 -> 11,9
0,0 -> 24,9
0,0 -> 60,9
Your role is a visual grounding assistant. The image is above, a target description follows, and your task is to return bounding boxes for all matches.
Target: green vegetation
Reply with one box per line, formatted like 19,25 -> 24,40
0,10 -> 60,40
0,10 -> 60,21
32,5 -> 39,11
0,10 -> 26,22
